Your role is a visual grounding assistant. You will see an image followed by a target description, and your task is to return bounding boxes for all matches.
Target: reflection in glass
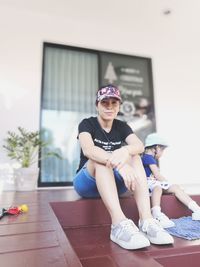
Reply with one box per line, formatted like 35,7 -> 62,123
40,46 -> 98,184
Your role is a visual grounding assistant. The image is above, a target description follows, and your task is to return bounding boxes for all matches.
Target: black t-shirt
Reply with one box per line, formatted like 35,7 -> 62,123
77,116 -> 134,171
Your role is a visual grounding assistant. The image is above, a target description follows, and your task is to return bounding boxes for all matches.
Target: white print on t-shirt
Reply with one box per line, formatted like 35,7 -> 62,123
94,138 -> 122,151
94,138 -> 121,146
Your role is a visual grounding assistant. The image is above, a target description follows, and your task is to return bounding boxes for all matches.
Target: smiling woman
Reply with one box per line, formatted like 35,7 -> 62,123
73,84 -> 174,250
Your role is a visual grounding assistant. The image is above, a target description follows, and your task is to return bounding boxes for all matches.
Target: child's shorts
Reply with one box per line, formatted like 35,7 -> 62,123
73,163 -> 127,198
147,178 -> 171,192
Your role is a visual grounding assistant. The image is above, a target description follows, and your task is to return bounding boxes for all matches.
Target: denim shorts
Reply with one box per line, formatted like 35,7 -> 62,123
73,164 -> 127,198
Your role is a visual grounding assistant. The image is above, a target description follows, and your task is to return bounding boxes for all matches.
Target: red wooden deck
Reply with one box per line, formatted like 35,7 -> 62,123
0,189 -> 200,267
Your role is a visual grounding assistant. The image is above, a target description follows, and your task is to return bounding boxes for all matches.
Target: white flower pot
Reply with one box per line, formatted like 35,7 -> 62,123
0,175 -> 16,192
15,167 -> 39,191
0,164 -> 16,192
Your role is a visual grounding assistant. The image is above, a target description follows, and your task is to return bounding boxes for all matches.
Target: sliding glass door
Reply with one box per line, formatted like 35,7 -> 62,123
40,44 -> 98,186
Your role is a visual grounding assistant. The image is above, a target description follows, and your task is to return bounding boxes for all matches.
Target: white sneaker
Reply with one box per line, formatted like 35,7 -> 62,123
110,219 -> 150,250
154,212 -> 175,228
192,211 -> 200,220
139,218 -> 174,245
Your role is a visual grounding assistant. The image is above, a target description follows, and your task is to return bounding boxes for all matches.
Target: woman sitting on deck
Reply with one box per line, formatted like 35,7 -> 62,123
73,84 -> 173,250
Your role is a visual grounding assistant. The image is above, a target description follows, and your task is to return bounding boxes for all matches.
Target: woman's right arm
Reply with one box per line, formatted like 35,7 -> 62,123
79,132 -> 112,165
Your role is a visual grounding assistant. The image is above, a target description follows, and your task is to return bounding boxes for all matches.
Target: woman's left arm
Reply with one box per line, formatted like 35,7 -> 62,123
124,133 -> 144,155
107,133 -> 144,170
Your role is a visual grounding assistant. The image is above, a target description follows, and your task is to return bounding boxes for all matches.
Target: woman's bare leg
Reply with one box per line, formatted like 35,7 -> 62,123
130,155 -> 152,220
87,159 -> 126,224
87,156 -> 153,223
86,158 -> 174,245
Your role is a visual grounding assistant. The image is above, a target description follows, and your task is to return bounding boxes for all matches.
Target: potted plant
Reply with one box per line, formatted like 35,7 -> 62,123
3,127 -> 61,191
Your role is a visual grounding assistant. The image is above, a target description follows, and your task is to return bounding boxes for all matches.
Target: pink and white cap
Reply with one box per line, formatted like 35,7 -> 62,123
96,85 -> 122,102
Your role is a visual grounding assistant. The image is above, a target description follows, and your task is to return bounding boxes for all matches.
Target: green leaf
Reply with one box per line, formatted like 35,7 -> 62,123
2,127 -> 62,168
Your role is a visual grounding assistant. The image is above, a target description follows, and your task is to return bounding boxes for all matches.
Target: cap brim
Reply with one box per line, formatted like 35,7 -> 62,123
98,95 -> 122,102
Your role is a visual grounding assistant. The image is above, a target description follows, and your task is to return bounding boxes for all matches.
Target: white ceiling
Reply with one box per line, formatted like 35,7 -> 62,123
1,0 -> 200,47
1,0 -> 200,28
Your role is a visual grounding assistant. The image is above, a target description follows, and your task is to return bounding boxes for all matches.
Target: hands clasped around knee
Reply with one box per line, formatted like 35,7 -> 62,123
118,164 -> 136,191
106,147 -> 130,170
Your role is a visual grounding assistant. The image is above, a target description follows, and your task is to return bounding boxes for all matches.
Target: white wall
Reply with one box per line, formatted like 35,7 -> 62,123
0,0 -> 200,188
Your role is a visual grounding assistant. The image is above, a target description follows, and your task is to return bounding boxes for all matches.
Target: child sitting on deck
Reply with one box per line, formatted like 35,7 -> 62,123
141,133 -> 200,228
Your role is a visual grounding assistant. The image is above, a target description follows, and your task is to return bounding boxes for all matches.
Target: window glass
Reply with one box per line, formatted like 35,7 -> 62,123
40,45 -> 98,185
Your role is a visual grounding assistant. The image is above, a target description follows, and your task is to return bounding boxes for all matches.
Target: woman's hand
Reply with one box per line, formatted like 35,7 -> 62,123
118,163 -> 136,191
107,147 -> 130,170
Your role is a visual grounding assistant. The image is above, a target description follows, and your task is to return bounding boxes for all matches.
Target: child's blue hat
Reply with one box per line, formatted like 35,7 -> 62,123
145,133 -> 168,147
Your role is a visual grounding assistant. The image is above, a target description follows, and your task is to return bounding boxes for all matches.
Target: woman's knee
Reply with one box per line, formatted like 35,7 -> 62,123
95,161 -> 115,172
131,155 -> 144,169
89,161 -> 114,180
86,159 -> 100,177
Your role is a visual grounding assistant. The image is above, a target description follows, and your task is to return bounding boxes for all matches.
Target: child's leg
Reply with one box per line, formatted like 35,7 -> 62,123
150,185 -> 175,228
151,186 -> 164,219
167,184 -> 200,220
151,186 -> 162,215
167,184 -> 200,211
